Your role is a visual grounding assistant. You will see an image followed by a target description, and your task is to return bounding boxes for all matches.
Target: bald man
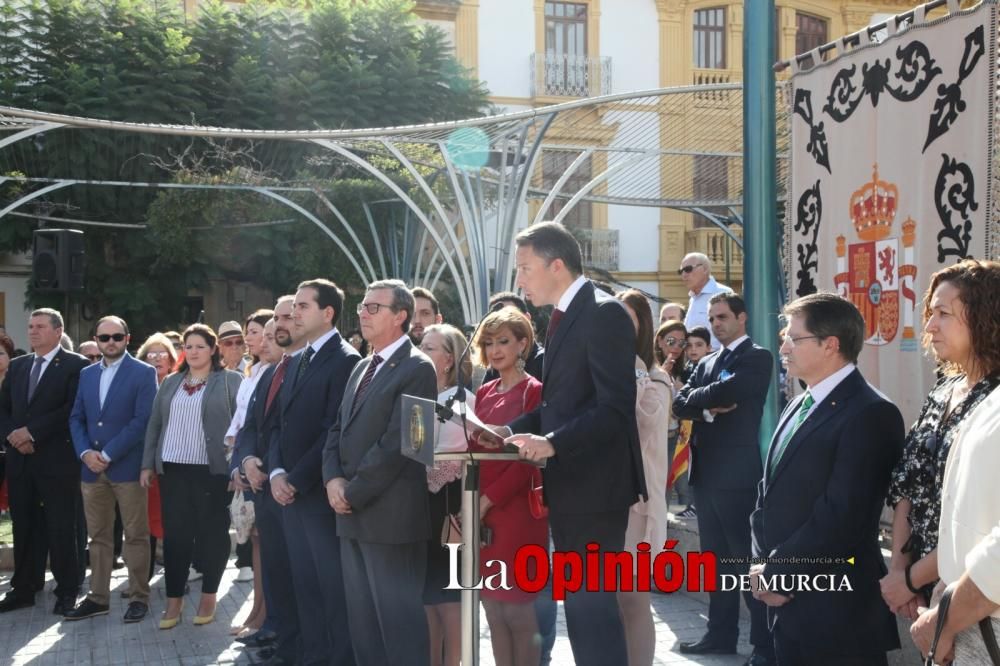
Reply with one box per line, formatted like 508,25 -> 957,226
679,252 -> 731,348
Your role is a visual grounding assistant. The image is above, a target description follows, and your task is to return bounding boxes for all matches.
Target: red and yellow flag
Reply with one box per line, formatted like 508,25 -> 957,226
668,420 -> 692,488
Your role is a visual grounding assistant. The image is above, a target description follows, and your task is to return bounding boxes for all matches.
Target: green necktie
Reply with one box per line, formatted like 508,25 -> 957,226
769,392 -> 814,475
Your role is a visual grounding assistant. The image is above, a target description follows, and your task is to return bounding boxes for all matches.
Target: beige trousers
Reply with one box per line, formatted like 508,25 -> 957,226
80,475 -> 150,605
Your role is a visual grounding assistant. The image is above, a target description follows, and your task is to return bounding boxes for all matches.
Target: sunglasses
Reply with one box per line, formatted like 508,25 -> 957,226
664,336 -> 688,348
85,354 -> 102,362
145,351 -> 170,360
677,264 -> 702,275
220,338 -> 244,348
96,333 -> 126,343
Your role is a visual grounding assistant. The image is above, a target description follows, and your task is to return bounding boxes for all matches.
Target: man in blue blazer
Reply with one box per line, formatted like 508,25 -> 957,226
269,280 -> 360,666
67,316 -> 157,623
750,293 -> 903,665
673,292 -> 775,665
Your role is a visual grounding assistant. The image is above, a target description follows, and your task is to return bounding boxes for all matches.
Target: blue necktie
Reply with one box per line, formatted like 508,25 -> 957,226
27,356 -> 45,401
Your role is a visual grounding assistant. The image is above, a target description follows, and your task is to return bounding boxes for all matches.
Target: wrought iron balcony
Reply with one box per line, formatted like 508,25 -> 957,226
576,228 -> 619,272
530,53 -> 612,98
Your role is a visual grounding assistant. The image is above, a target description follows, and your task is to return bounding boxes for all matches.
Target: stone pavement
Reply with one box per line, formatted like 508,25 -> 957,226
0,558 -> 752,665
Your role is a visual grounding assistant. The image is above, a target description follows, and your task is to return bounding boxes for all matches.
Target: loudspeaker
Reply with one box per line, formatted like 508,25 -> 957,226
32,229 -> 85,292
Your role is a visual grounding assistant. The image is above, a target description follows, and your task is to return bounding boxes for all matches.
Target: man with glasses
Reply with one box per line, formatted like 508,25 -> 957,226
67,316 -> 157,623
323,279 -> 438,666
673,292 -> 775,665
78,341 -> 102,365
678,252 -> 731,348
218,321 -> 248,372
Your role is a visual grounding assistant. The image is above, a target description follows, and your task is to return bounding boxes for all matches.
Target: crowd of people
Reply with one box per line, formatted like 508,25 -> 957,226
0,221 -> 997,666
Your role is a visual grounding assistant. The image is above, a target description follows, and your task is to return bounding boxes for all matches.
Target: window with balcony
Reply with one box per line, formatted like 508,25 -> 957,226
795,13 -> 828,69
693,7 -> 726,69
692,154 -> 729,228
541,150 -> 592,229
542,2 -> 588,96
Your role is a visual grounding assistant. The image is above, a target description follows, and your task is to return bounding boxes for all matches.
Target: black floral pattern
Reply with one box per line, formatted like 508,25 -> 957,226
888,373 -> 1000,558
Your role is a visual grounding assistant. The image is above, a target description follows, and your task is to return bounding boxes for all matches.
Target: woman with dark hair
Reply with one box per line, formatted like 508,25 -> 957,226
141,324 -> 242,629
654,320 -> 694,517
615,290 -> 670,666
881,259 -> 1000,623
224,309 -> 274,634
345,328 -> 369,357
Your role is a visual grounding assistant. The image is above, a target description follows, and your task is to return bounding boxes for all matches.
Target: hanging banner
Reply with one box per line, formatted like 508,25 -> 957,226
785,0 -> 999,424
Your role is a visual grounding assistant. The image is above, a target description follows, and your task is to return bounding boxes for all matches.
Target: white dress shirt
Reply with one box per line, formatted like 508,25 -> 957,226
370,333 -> 410,379
685,277 -> 731,349
99,354 -> 126,410
555,274 -> 588,313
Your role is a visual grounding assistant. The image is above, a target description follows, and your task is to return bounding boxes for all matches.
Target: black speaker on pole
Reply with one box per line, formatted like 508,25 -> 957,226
32,229 -> 85,292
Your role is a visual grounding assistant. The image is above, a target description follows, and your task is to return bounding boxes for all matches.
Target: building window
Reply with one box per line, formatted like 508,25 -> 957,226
692,154 -> 729,228
693,7 -> 726,69
541,150 -> 592,229
544,2 -> 588,95
795,12 -> 828,68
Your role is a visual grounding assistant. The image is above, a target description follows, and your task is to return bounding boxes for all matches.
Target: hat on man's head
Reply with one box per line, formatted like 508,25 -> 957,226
217,321 -> 243,340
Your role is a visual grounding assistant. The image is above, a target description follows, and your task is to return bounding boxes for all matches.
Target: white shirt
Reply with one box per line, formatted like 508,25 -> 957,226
685,277 -> 731,349
773,363 -> 856,448
99,354 -> 126,410
556,275 -> 588,313
938,385 -> 1000,616
371,333 -> 410,379
28,346 -> 60,390
225,361 -> 272,442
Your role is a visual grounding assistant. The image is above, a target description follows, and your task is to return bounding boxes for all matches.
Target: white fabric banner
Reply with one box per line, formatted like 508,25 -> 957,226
785,0 -> 999,424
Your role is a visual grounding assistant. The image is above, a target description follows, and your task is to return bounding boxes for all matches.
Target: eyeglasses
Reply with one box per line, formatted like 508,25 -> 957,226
677,264 -> 703,275
782,334 -> 823,347
145,351 -> 170,360
357,302 -> 393,315
220,338 -> 244,348
85,354 -> 102,362
96,333 -> 126,343
664,336 -> 688,348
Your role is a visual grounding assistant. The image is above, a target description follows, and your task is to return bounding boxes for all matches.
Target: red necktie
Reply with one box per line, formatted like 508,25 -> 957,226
546,309 -> 564,344
265,356 -> 291,415
351,354 -> 384,415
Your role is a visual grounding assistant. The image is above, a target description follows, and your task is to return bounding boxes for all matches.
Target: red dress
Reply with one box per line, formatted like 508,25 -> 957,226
472,376 -> 547,603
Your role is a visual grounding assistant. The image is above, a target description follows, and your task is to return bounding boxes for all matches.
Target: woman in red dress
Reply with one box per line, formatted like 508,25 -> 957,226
471,307 -> 547,666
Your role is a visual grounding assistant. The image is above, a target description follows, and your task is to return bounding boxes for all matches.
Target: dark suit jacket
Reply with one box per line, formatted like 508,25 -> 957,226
231,364 -> 277,470
750,368 -> 903,656
322,337 -> 437,544
270,333 -> 360,509
69,353 -> 158,482
673,338 -> 773,490
508,281 -> 646,515
0,348 -> 89,478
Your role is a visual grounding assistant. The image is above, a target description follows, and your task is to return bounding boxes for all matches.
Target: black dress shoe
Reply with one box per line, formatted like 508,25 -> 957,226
64,599 -> 110,621
678,636 -> 738,655
53,596 -> 77,616
744,653 -> 776,666
123,601 -> 148,623
237,629 -> 277,647
0,593 -> 34,613
255,647 -> 276,660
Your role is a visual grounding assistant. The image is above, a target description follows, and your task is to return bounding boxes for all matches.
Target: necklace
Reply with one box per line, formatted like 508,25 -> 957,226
182,373 -> 208,395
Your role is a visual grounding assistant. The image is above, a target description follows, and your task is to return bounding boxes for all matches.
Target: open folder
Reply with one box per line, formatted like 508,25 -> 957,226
400,394 -> 541,467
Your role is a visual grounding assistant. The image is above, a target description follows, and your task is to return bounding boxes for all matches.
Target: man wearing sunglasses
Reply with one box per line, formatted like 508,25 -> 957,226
678,252 -> 731,349
68,316 -> 157,624
218,321 -> 248,373
78,341 -> 102,365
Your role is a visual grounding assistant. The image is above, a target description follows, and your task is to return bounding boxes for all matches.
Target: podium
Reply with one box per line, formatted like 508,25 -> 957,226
401,394 -> 542,666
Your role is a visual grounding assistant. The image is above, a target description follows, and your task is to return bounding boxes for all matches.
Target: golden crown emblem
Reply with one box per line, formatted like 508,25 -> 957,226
849,164 -> 898,241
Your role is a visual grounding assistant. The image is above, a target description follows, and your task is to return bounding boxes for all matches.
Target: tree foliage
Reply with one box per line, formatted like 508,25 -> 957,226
0,0 -> 490,336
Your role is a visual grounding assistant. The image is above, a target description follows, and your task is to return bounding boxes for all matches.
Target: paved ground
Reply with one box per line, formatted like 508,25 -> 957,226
0,557 -> 752,665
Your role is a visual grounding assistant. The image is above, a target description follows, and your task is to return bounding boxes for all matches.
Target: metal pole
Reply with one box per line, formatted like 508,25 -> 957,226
743,0 -> 780,461
460,461 -> 481,665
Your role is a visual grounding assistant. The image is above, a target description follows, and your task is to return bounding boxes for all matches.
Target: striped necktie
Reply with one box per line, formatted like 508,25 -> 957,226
769,392 -> 814,475
351,354 -> 384,415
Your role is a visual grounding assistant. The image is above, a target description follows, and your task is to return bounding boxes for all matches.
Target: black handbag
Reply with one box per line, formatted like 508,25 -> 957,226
925,586 -> 1000,665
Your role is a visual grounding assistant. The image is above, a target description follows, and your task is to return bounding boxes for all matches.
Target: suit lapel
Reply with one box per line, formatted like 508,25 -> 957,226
542,282 -> 591,384
98,355 -> 132,418
286,332 -> 343,404
763,395 -> 806,491
28,349 -> 64,405
345,340 -> 412,429
766,370 -> 863,488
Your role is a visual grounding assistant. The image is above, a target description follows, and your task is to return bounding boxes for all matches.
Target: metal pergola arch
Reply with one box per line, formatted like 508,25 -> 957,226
0,82 -> 790,324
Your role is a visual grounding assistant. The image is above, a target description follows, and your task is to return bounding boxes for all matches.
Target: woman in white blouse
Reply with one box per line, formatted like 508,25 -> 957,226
141,324 -> 242,630
223,310 -> 274,635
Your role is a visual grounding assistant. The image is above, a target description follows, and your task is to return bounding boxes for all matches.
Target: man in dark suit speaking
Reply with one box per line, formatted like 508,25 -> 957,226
673,292 -> 774,665
750,293 -> 904,665
323,279 -> 438,666
503,222 -> 646,666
